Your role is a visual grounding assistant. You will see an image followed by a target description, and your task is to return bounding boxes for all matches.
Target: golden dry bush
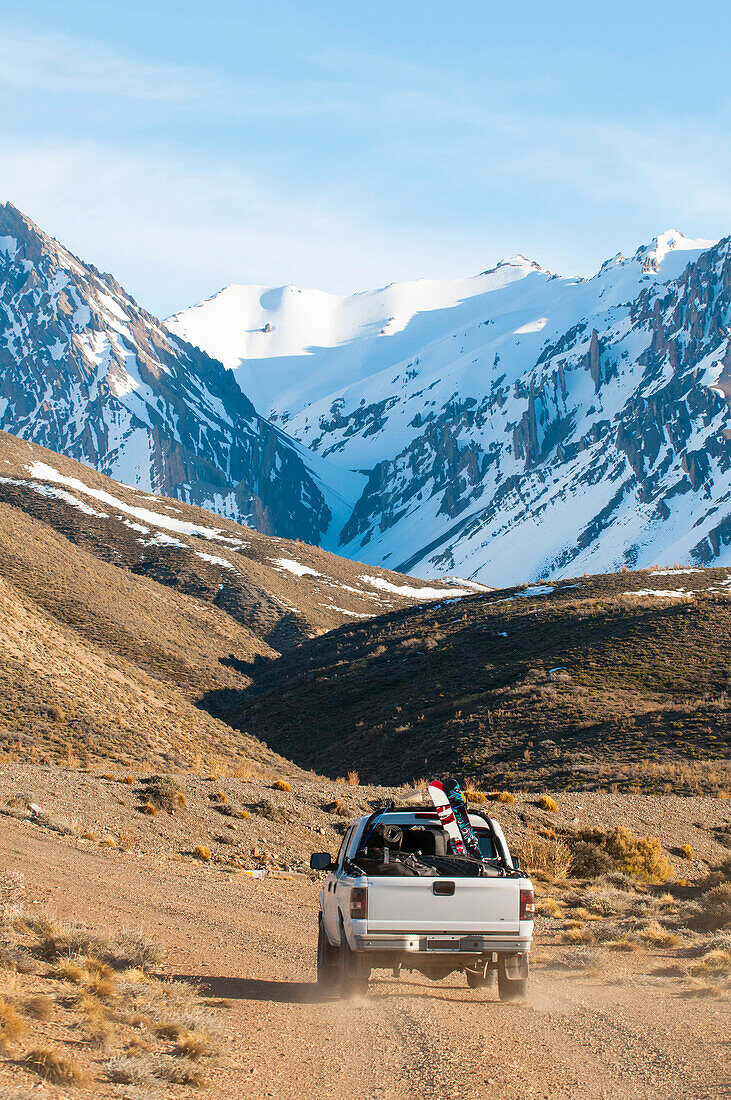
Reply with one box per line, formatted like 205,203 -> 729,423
174,1031 -> 213,1060
571,826 -> 674,882
698,884 -> 731,931
538,795 -> 558,812
489,791 -> 515,804
535,896 -> 563,918
465,789 -> 487,804
602,937 -> 641,951
346,771 -> 360,787
679,844 -> 695,860
0,998 -> 27,1049
145,776 -> 187,813
272,779 -> 291,792
52,959 -> 86,984
689,948 -> 731,977
99,836 -> 117,849
518,831 -> 573,881
155,1021 -> 188,1041
561,926 -> 596,945
638,922 -> 681,947
142,802 -> 157,816
24,995 -> 53,1021
22,1047 -> 90,1086
193,846 -> 212,863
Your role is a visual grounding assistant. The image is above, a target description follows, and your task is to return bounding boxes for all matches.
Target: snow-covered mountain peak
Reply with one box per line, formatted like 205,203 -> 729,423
486,253 -> 545,274
632,228 -> 716,275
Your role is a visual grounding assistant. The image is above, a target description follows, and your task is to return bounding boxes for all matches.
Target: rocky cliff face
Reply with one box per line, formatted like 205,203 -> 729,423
330,237 -> 731,582
0,203 -> 333,544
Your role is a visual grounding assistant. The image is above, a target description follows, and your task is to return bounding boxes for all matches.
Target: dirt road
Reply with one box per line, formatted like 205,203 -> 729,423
2,820 -> 728,1100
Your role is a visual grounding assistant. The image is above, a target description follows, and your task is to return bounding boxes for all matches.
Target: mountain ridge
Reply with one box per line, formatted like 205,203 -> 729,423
0,201 -> 357,546
171,225 -> 730,584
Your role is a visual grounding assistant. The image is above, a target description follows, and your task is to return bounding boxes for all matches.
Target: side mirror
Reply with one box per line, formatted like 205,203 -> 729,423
310,852 -> 334,871
512,856 -> 521,870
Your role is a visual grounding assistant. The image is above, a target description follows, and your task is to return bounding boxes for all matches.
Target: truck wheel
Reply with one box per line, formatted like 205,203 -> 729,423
317,918 -> 338,992
338,932 -> 370,999
497,955 -> 529,1003
466,967 -> 493,990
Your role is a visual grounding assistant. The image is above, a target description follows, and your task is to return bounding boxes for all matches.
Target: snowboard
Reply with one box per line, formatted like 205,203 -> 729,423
427,780 -> 467,856
443,778 -> 484,861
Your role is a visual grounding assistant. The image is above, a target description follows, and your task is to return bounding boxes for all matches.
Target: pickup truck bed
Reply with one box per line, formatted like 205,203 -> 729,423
311,807 -> 534,1002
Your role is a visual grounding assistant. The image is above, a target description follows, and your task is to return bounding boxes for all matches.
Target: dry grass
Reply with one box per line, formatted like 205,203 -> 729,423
490,791 -> 515,804
518,831 -> 573,881
689,948 -> 731,977
465,789 -> 487,804
346,771 -> 360,787
21,1048 -> 90,1086
107,1051 -> 207,1087
561,925 -> 597,945
537,795 -> 558,812
535,896 -> 564,919
23,996 -> 52,1021
173,1030 -> 213,1060
322,798 -> 349,816
556,946 -> 605,974
698,884 -> 731,931
0,999 -> 27,1050
192,846 -> 212,863
1,899 -> 224,1094
637,921 -> 681,947
272,779 -> 291,792
51,958 -> 86,983
32,921 -> 160,971
679,844 -> 695,860
144,776 -> 187,813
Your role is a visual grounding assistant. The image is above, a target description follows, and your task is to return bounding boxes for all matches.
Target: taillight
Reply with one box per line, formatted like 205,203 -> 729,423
520,889 -> 535,921
350,886 -> 368,919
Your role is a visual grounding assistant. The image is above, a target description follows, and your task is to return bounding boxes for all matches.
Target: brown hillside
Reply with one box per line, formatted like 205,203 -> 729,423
238,570 -> 731,794
0,431 -> 466,768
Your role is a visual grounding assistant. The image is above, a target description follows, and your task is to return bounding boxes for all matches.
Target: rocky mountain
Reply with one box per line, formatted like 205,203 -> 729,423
0,202 -> 360,547
171,231 -> 731,585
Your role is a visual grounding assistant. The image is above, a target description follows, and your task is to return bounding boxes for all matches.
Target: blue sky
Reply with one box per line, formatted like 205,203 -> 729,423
1,0 -> 730,316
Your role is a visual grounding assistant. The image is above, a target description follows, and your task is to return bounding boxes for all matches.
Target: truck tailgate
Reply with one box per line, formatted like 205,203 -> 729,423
366,877 -> 520,933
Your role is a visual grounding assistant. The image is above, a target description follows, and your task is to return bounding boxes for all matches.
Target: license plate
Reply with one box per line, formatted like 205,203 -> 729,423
426,937 -> 459,951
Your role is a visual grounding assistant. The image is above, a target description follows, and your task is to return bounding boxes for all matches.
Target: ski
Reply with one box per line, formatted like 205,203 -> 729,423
427,780 -> 466,855
443,778 -> 483,861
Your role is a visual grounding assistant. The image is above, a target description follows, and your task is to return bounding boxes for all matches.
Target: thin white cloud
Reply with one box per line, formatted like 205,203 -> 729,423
0,31 -> 212,103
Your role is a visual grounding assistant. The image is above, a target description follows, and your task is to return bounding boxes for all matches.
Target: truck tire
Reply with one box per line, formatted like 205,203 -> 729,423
317,918 -> 338,992
466,967 -> 493,990
497,954 -> 529,1003
338,930 -> 370,999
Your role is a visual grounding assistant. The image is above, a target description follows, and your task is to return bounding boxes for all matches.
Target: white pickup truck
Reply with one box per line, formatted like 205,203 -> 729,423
310,804 -> 534,1001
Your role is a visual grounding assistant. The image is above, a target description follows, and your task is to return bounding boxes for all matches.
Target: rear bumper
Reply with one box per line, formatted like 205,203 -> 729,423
352,933 -> 531,955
